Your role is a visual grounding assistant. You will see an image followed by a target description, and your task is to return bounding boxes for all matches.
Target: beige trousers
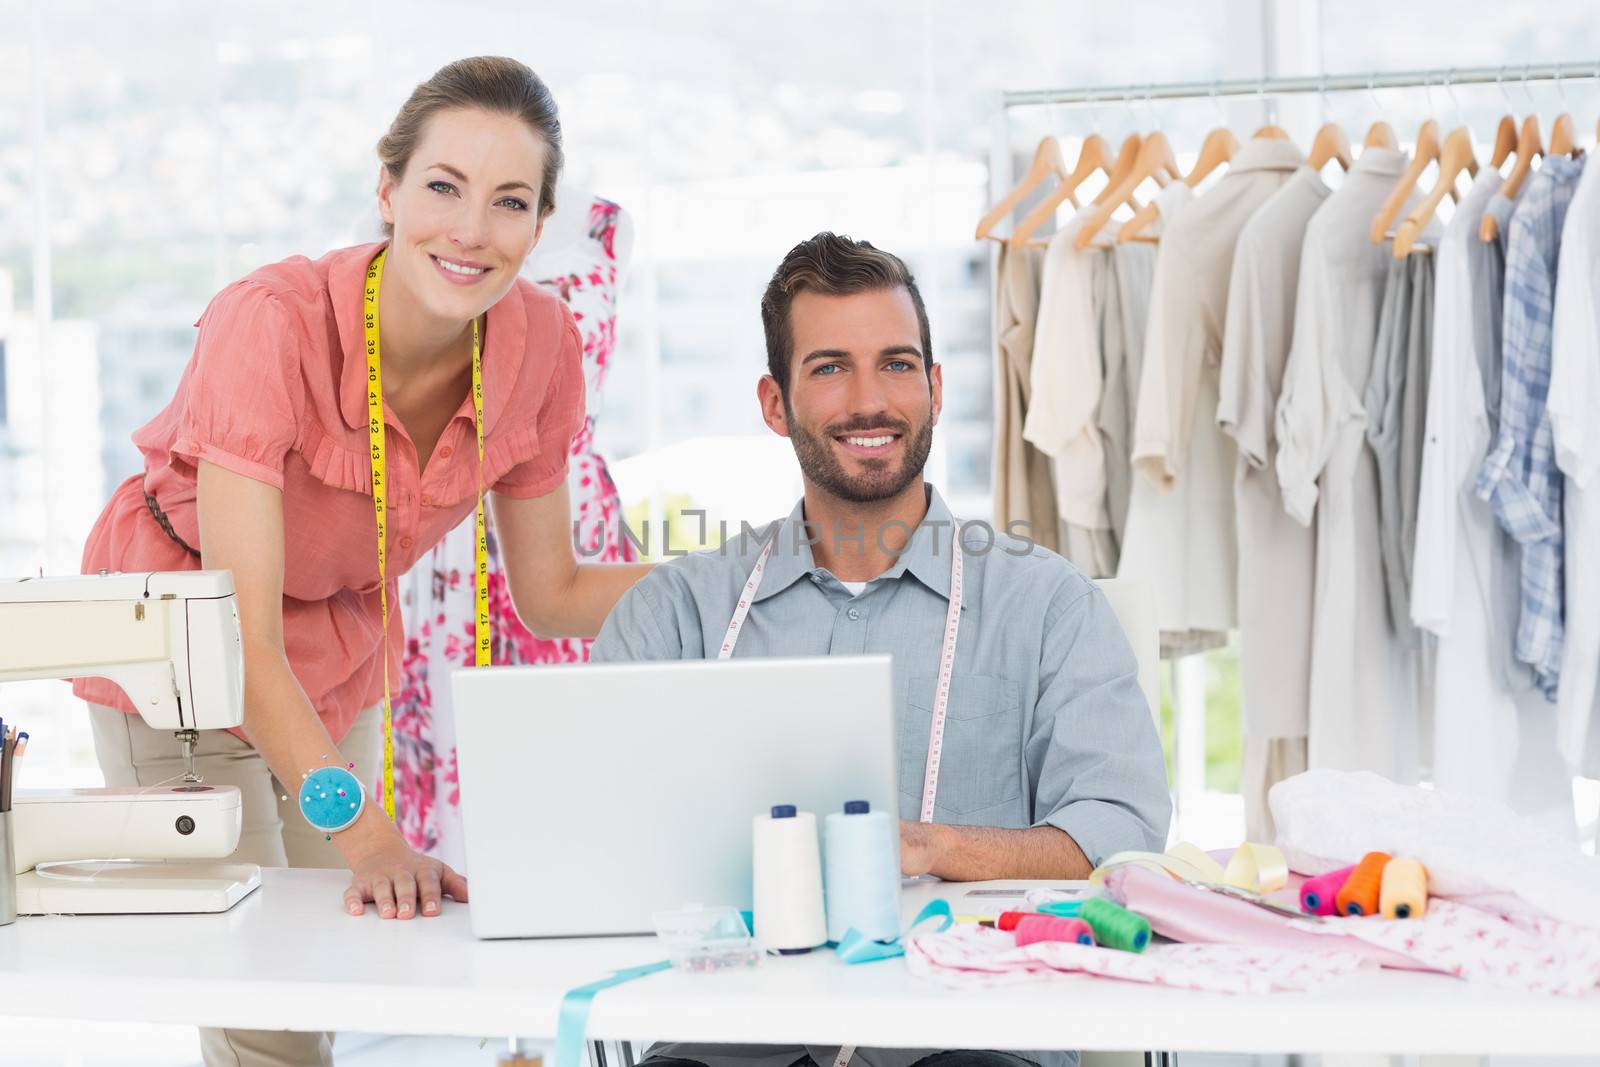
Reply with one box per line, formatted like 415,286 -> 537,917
89,702 -> 382,1067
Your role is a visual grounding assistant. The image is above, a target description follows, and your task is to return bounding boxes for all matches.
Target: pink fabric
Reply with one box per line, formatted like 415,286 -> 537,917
906,923 -> 1372,993
75,242 -> 586,743
1289,898 -> 1600,995
1104,866 -> 1429,971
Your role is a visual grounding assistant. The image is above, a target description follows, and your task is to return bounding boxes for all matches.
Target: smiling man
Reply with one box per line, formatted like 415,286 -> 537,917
589,233 -> 1170,1067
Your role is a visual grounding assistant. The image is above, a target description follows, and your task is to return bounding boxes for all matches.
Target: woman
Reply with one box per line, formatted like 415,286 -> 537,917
75,57 -> 647,927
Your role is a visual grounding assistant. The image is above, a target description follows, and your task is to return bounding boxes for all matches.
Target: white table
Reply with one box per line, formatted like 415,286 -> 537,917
2,869 -> 1598,1058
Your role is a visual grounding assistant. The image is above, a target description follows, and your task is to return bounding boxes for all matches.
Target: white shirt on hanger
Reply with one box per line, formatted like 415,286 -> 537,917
1273,147 -> 1421,782
1548,154 -> 1600,777
1412,169 -> 1570,824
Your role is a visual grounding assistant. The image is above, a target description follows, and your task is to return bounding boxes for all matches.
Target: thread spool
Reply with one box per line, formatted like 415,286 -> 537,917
1078,897 -> 1151,953
1038,900 -> 1084,918
996,910 -> 1034,932
822,800 -> 901,942
1014,915 -> 1095,947
1379,856 -> 1428,919
751,804 -> 827,953
1299,865 -> 1356,916
1335,851 -> 1392,917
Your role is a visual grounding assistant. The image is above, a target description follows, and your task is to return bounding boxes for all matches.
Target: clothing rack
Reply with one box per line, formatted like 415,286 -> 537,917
991,60 -> 1600,839
1002,61 -> 1600,110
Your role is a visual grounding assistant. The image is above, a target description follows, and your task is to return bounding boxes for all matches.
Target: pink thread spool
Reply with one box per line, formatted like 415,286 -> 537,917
1300,865 -> 1356,916
1014,915 -> 1095,947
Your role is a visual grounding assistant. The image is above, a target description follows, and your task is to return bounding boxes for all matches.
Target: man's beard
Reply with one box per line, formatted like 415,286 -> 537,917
786,405 -> 934,504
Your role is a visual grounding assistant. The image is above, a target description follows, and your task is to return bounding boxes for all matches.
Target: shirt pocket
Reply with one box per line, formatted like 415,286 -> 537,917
899,672 -> 1023,819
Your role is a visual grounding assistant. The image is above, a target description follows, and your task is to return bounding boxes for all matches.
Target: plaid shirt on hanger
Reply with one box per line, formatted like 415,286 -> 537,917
1476,155 -> 1586,700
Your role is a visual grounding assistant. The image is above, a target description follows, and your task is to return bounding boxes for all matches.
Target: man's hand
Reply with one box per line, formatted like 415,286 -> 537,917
899,819 -> 949,876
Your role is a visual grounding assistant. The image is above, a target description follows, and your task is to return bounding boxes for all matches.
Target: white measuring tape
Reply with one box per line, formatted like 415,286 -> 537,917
719,521 -> 962,823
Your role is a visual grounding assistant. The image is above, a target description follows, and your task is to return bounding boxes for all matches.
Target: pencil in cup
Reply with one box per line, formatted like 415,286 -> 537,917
1335,851 -> 1392,917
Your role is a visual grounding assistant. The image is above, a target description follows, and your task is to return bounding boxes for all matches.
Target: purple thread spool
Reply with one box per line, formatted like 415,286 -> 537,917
1014,915 -> 1095,947
1300,865 -> 1357,916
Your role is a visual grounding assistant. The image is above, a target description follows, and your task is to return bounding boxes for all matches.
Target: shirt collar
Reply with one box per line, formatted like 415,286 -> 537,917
1225,137 -> 1306,175
1351,146 -> 1407,180
333,241 -> 528,435
751,484 -> 962,605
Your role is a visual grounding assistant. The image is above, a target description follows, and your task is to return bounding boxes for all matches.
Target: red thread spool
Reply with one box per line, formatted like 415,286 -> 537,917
1299,864 -> 1356,916
996,910 -> 1033,932
1335,851 -> 1392,917
1014,915 -> 1095,947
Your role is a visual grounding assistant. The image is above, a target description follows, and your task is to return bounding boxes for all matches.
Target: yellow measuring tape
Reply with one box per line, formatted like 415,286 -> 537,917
364,248 -> 490,820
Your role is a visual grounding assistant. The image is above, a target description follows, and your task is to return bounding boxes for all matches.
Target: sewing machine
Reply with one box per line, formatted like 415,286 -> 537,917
0,570 -> 261,914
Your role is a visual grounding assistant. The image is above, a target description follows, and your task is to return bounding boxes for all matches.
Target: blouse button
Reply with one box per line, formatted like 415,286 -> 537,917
399,536 -> 414,550
419,493 -> 432,507
439,446 -> 453,459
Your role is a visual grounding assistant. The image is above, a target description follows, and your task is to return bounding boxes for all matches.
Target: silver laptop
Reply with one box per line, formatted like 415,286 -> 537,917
453,655 -> 898,939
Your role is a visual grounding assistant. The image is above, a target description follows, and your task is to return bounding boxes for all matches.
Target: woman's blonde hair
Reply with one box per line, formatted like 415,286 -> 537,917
376,56 -> 564,233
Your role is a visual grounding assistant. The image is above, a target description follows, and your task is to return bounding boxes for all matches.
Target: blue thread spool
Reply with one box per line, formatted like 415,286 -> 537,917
823,800 -> 901,943
300,766 -> 364,833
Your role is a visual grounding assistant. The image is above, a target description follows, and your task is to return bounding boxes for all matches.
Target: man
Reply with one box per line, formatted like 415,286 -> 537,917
590,233 -> 1171,1067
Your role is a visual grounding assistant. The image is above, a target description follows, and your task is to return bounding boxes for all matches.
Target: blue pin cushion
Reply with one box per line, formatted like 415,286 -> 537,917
299,766 -> 364,833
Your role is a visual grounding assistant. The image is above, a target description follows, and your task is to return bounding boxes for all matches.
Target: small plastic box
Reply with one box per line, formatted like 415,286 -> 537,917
652,905 -> 762,973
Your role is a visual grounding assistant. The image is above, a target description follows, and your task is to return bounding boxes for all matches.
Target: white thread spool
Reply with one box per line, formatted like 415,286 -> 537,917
823,799 -> 901,943
751,804 -> 827,953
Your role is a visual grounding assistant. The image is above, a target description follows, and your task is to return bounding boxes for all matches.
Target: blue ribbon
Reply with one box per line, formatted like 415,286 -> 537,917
555,960 -> 671,1067
834,898 -> 953,964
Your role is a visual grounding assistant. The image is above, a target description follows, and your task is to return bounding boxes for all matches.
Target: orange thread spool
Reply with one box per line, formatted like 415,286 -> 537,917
1335,851 -> 1391,916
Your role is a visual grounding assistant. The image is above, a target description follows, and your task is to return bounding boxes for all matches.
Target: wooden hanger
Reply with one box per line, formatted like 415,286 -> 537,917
1490,114 -> 1518,168
1252,124 -> 1292,142
1363,121 -> 1398,149
1481,115 -> 1543,242
1309,122 -> 1352,171
1393,125 -> 1478,257
1369,119 -> 1440,244
1183,126 -> 1240,187
1118,125 -> 1238,244
1072,131 -> 1178,250
975,135 -> 1072,241
1549,112 -> 1576,157
1006,132 -> 1121,248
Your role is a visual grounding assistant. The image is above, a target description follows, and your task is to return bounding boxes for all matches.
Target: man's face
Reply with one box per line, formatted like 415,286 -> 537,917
759,286 -> 942,504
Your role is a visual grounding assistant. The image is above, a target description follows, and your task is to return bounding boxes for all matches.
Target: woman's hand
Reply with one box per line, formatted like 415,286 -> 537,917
341,822 -> 468,919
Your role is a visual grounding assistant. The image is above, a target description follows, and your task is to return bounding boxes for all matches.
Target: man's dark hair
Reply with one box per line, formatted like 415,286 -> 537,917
759,232 -> 933,398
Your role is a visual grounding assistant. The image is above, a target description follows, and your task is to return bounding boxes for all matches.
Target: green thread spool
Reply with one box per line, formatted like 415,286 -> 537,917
1078,898 -> 1151,953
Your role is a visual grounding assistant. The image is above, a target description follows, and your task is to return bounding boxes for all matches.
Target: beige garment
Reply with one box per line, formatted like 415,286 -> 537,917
1217,169 -> 1329,747
1131,137 -> 1306,489
1242,735 -> 1307,842
991,241 -> 1061,553
1024,207 -> 1115,570
90,702 -> 382,1067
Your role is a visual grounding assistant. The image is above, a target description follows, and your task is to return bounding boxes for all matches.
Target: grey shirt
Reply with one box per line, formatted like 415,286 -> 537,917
590,486 -> 1171,1067
1365,252 -> 1436,643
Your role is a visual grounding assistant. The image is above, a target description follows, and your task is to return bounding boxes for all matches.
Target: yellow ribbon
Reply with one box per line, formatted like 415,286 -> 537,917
1091,841 -> 1288,895
364,248 -> 489,821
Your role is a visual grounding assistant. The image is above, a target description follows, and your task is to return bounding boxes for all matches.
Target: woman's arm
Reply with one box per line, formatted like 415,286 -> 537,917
197,460 -> 466,918
491,481 -> 653,638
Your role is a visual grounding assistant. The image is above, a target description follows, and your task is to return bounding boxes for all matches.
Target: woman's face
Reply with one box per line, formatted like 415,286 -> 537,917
377,107 -> 547,325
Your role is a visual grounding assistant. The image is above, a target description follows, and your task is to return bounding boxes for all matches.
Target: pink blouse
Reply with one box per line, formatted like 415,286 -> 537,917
75,242 -> 586,743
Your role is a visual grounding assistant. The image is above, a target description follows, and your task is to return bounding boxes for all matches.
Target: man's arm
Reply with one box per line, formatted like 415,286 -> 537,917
900,822 -> 1092,880
588,568 -> 687,663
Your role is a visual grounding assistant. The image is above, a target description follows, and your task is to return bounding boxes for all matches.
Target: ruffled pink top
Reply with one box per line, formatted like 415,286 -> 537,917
74,242 -> 585,742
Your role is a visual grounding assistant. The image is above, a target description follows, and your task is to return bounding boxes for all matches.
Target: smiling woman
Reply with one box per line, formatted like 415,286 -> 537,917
69,55 -> 654,1067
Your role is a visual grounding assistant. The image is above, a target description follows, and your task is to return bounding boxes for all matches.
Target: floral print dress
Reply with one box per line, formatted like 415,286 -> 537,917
395,195 -> 635,864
